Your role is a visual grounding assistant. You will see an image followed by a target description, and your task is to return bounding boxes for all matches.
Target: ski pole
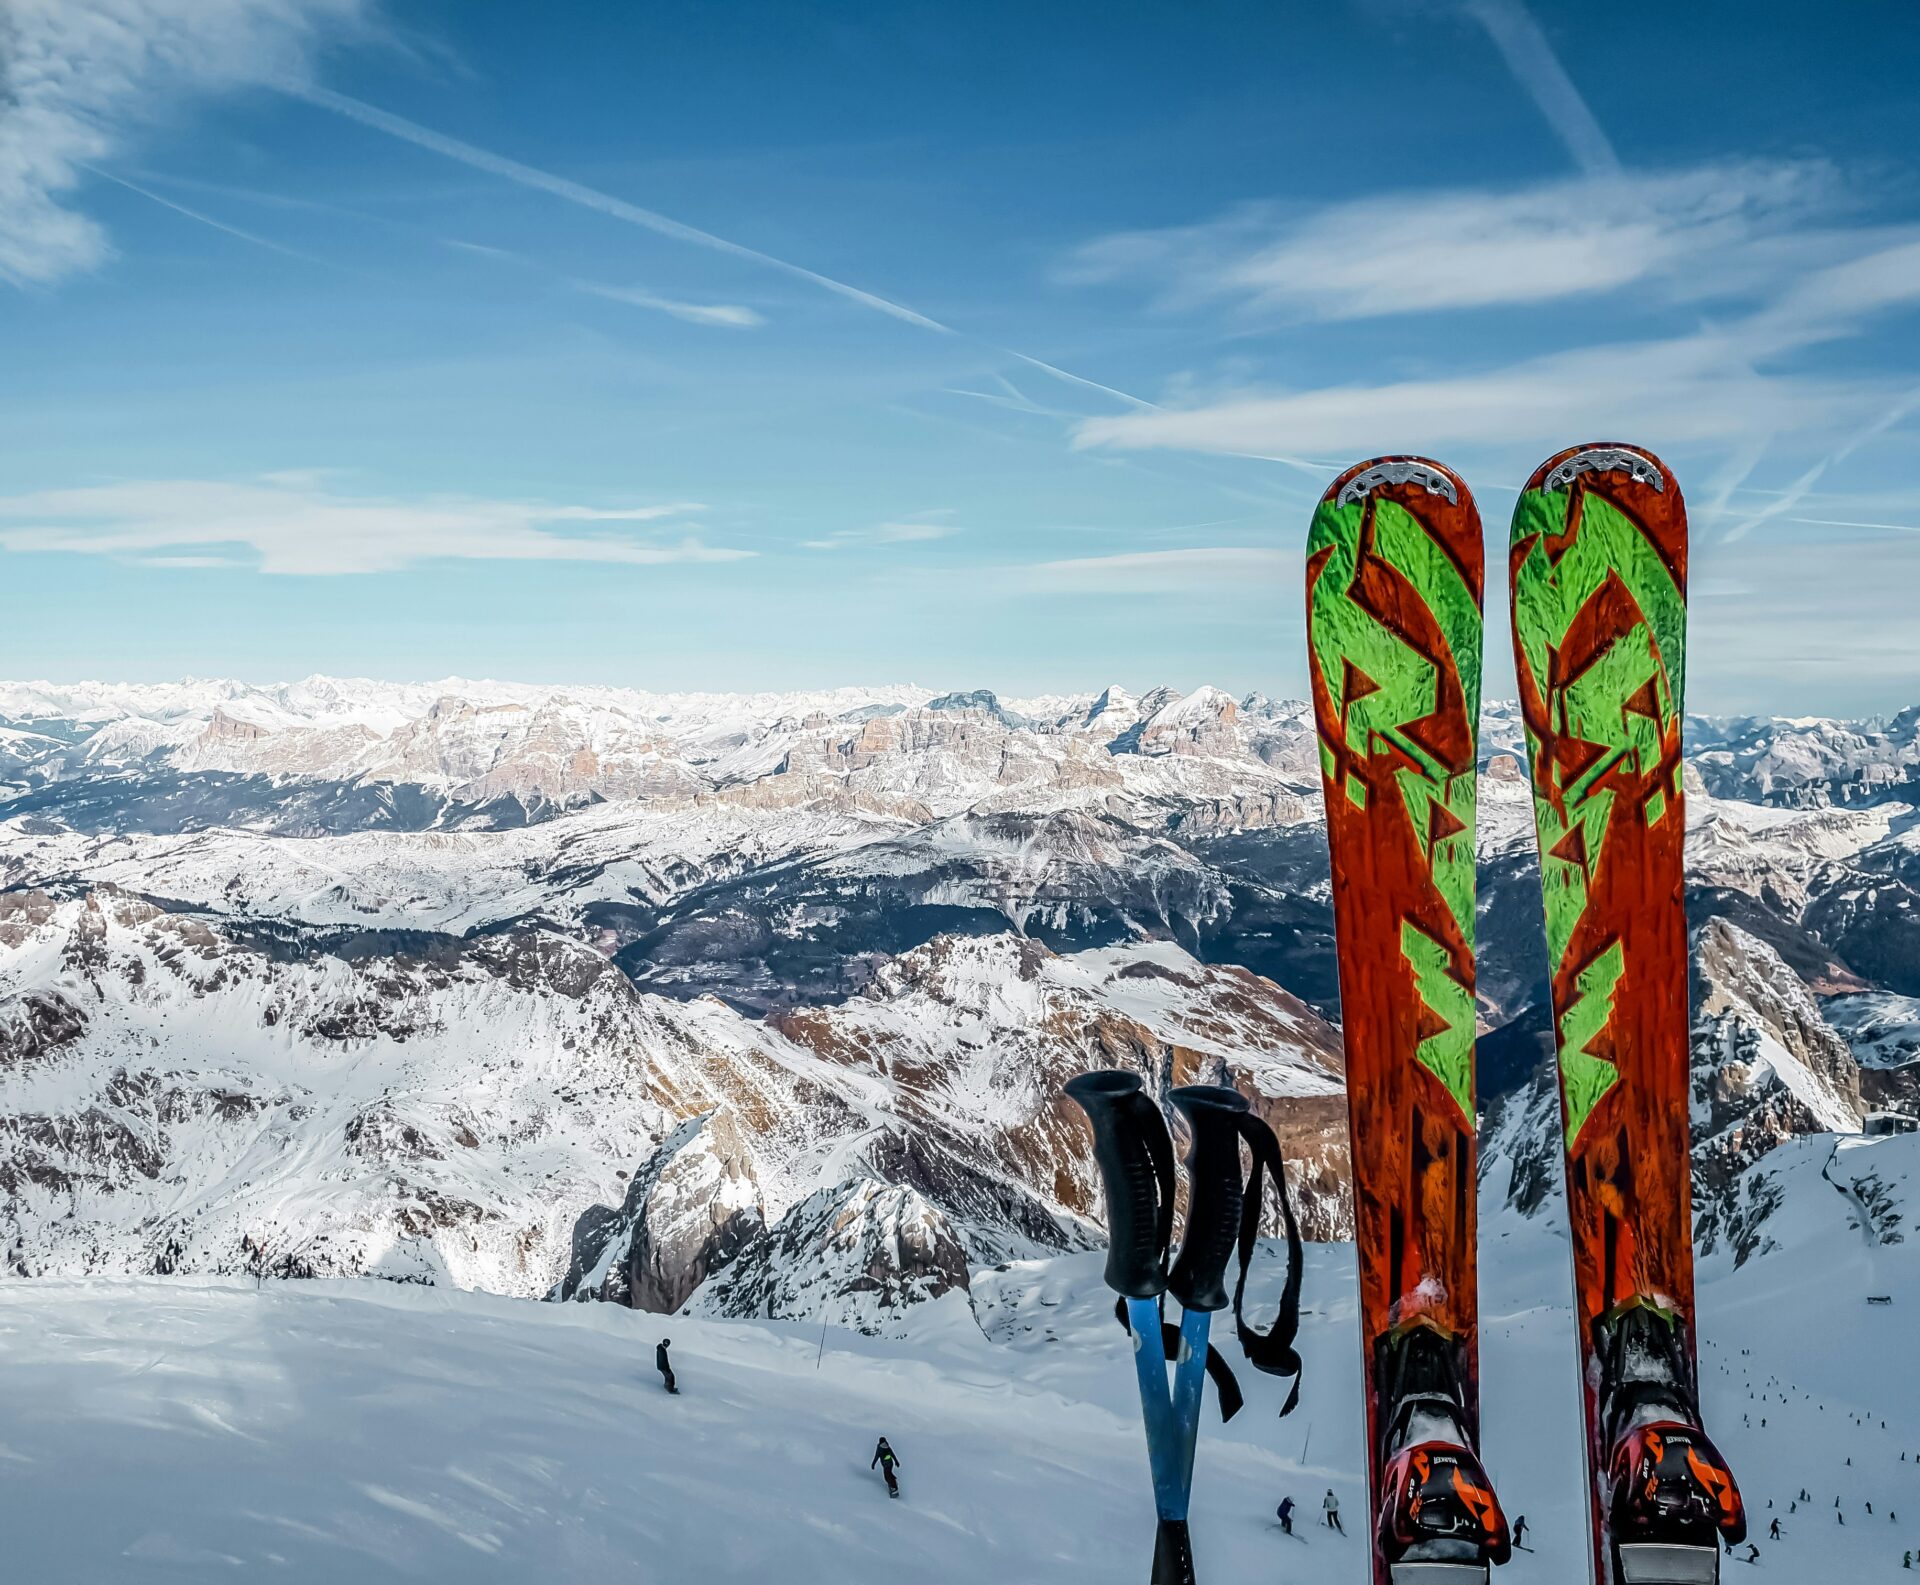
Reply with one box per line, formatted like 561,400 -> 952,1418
1065,1071 -> 1186,1581
1166,1086 -> 1250,1514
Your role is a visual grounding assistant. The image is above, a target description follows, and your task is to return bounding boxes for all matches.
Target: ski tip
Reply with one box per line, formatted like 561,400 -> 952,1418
1522,442 -> 1673,498
1320,456 -> 1472,514
1320,454 -> 1466,510
1313,454 -> 1489,583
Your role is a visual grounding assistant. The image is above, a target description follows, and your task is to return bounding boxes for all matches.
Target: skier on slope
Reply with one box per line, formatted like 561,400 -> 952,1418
871,1437 -> 901,1498
1512,1515 -> 1529,1549
1323,1489 -> 1343,1533
1275,1496 -> 1295,1535
656,1339 -> 677,1394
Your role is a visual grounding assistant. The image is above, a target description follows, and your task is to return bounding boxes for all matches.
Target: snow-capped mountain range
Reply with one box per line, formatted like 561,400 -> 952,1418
2,675 -> 1916,1331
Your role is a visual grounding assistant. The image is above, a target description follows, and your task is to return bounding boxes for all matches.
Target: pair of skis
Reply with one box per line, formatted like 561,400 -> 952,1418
1065,1072 -> 1304,1585
1305,446 -> 1747,1584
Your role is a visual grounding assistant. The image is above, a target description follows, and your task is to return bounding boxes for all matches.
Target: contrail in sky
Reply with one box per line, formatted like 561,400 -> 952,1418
285,83 -> 953,334
1457,0 -> 1621,176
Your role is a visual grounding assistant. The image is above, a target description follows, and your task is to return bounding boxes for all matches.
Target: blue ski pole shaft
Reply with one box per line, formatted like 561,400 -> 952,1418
1127,1298 -> 1204,1585
1168,1306 -> 1213,1508
1124,1296 -> 1185,1518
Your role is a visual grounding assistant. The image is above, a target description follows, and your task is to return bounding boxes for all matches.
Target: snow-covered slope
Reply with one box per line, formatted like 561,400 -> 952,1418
3,1137 -> 1914,1585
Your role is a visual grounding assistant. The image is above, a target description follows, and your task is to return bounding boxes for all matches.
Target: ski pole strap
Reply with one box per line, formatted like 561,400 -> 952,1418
1110,1297 -> 1247,1424
1230,1110 -> 1305,1414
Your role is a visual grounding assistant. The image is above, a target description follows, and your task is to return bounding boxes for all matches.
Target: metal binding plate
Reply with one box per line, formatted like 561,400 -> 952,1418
1543,447 -> 1665,493
1614,1541 -> 1720,1584
1336,460 -> 1458,508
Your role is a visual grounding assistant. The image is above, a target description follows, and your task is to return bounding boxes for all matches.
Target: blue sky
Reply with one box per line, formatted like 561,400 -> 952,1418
4,0 -> 1919,713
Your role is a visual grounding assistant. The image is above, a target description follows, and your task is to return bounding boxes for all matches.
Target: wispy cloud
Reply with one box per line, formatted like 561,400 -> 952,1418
0,478 -> 747,575
1455,0 -> 1619,176
1724,385 -> 1920,541
0,0 -> 372,287
1073,336 -> 1819,458
1074,235 -> 1920,460
1022,546 -> 1293,593
575,281 -> 765,329
284,84 -> 951,333
1064,162 -> 1835,322
83,166 -> 339,269
803,515 -> 960,552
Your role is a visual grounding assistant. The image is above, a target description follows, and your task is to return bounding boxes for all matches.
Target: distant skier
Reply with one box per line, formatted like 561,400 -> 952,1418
1276,1496 -> 1295,1535
1745,1543 -> 1760,1563
1323,1488 -> 1344,1534
872,1436 -> 900,1498
656,1338 -> 677,1394
1769,1518 -> 1781,1540
1512,1515 -> 1529,1550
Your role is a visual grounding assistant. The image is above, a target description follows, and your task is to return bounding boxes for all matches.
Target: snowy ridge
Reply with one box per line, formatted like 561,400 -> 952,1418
5,673 -> 1920,1325
0,889 -> 1350,1287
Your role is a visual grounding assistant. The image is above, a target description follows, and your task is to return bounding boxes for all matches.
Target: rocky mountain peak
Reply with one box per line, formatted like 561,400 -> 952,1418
553,1108 -> 764,1312
692,1177 -> 973,1336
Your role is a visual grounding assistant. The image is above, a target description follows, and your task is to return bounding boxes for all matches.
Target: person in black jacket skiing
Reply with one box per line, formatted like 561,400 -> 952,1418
656,1339 -> 677,1394
872,1437 -> 900,1497
1276,1496 -> 1295,1535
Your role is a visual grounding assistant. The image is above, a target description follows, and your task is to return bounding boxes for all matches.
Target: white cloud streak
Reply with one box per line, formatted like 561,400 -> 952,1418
1065,162 -> 1835,322
576,281 -> 765,329
285,84 -> 952,334
0,0 -> 370,287
803,518 -> 960,552
0,478 -> 747,575
1074,236 -> 1920,460
1022,546 -> 1293,593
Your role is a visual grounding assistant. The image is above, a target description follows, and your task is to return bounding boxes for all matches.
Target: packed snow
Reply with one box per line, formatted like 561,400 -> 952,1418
2,1131 -> 1914,1584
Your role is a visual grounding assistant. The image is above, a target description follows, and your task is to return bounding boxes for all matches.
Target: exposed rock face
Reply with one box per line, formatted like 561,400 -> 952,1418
769,932 -> 1352,1250
553,1109 -> 765,1311
1822,991 -> 1920,1115
1693,919 -> 1862,1116
1690,918 -> 1864,1251
1481,1041 -> 1565,1221
692,1178 -> 972,1335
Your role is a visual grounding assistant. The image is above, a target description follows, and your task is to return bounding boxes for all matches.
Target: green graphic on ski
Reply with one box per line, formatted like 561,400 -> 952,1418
1508,443 -> 1745,1584
1307,457 -> 1510,1582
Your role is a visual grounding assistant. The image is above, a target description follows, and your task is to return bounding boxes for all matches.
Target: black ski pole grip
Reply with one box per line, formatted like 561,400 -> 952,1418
1065,1070 -> 1174,1299
1167,1085 -> 1249,1313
